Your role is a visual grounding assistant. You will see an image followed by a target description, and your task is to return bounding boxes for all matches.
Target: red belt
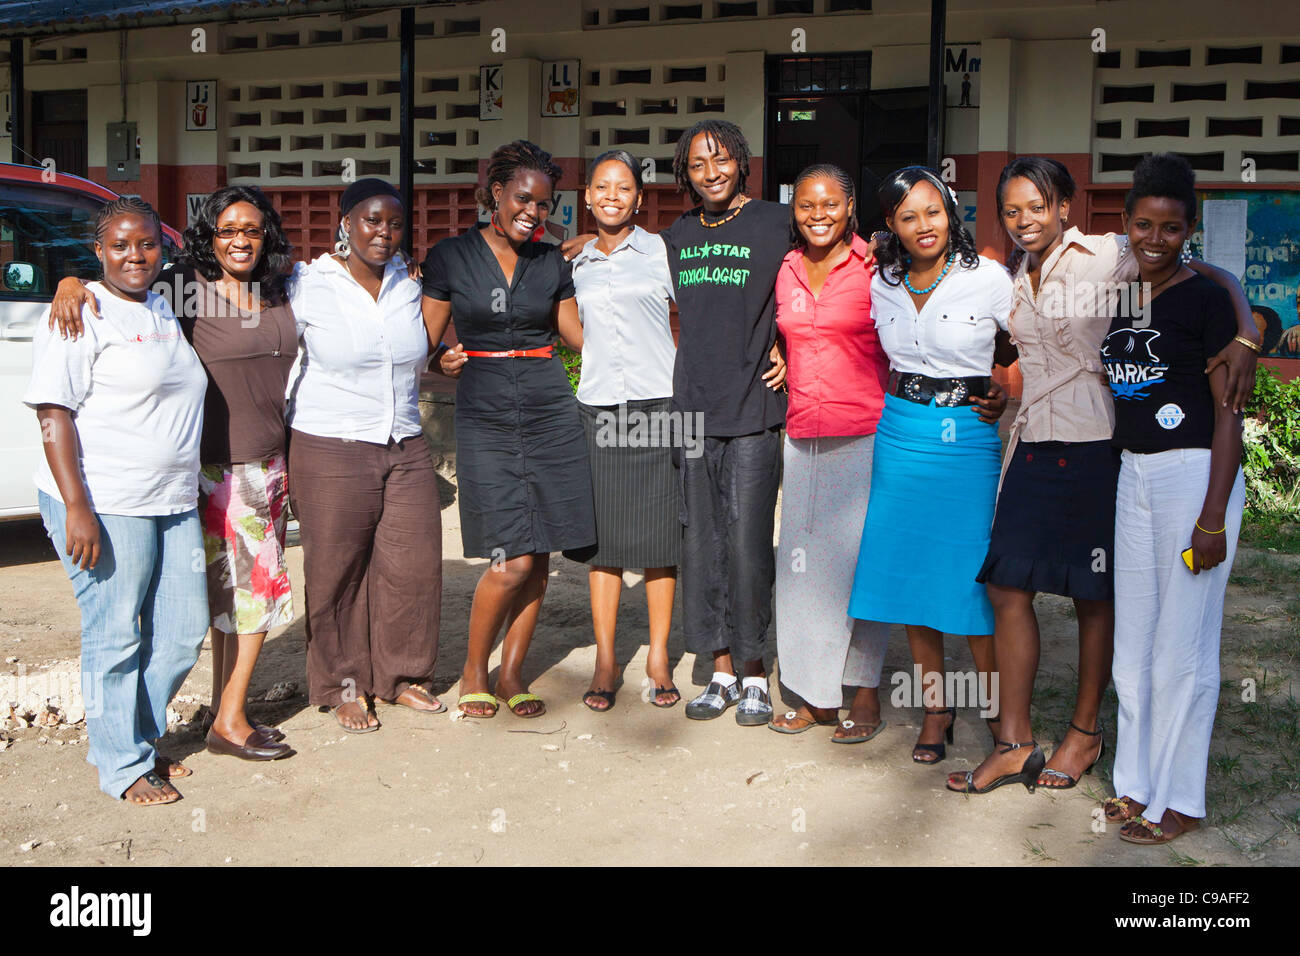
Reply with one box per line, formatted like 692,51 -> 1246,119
462,346 -> 554,359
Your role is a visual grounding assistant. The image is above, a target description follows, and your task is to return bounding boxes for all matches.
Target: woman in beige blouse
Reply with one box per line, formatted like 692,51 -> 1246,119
952,157 -> 1260,794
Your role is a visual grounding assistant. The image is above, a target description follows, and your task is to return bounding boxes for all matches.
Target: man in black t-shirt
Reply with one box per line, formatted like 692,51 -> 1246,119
661,121 -> 788,726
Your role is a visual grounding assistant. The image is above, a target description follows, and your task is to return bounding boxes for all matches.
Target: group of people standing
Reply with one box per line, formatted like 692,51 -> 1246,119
30,121 -> 1259,849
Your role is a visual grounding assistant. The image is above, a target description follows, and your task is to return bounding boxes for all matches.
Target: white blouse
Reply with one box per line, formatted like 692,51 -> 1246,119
871,255 -> 1013,378
570,226 -> 676,406
285,253 -> 427,444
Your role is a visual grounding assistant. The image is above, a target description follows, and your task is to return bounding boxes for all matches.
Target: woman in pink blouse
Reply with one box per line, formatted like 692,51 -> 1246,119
768,165 -> 890,741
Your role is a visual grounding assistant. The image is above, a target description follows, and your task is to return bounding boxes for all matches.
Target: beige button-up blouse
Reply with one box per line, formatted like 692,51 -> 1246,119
1004,228 -> 1138,473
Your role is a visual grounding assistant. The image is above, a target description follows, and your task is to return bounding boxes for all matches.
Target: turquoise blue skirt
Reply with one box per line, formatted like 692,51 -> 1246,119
848,394 -> 1000,635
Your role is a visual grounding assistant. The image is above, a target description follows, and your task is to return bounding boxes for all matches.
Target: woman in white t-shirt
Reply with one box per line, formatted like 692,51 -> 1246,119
25,197 -> 209,806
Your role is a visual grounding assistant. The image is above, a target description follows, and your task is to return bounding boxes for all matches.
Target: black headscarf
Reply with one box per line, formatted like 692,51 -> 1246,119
340,178 -> 403,216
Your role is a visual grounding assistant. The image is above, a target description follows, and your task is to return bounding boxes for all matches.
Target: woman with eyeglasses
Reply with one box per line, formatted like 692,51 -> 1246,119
51,185 -> 298,761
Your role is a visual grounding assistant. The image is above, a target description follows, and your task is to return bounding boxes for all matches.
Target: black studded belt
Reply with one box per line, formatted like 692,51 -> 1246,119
887,371 -> 991,407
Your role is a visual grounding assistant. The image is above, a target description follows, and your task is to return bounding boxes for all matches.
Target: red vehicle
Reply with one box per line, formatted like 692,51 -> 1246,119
0,162 -> 183,519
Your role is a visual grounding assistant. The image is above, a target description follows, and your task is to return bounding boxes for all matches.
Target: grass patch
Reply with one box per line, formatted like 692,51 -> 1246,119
1204,668 -> 1300,830
1228,552 -> 1298,593
1239,515 -> 1300,554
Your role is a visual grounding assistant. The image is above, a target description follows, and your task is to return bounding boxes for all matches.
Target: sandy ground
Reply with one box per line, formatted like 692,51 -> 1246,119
1,492 -> 1296,868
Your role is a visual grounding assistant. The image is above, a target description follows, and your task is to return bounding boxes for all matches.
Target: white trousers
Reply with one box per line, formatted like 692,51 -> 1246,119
1112,448 -> 1244,822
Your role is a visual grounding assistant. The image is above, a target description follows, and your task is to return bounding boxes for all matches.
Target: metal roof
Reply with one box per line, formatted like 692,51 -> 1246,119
0,1 -> 471,38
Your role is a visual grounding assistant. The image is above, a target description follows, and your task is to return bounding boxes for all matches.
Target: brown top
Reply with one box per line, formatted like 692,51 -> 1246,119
171,266 -> 297,466
1007,228 -> 1139,445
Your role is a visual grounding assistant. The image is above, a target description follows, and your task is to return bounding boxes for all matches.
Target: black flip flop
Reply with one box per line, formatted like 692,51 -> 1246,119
583,689 -> 616,712
651,685 -> 681,708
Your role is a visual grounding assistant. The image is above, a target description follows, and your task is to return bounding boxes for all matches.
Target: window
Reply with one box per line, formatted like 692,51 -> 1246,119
1171,82 -> 1227,102
1206,46 -> 1263,65
1207,117 -> 1263,136
1136,49 -> 1191,68
1101,85 -> 1155,104
1135,118 -> 1190,137
0,186 -> 108,304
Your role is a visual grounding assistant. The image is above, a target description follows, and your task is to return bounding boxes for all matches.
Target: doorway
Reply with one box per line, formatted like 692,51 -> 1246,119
32,91 -> 87,178
764,54 -> 931,234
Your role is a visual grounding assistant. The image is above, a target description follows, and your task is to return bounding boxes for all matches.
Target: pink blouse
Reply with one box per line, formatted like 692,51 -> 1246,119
775,233 -> 888,439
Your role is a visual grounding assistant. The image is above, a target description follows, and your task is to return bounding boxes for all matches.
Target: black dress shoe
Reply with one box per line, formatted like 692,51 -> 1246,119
205,728 -> 295,761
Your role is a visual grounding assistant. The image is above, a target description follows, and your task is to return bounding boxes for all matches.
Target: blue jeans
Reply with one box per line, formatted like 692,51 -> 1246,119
38,492 -> 208,798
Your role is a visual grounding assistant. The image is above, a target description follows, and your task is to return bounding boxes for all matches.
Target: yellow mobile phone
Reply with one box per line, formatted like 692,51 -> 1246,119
1181,547 -> 1195,571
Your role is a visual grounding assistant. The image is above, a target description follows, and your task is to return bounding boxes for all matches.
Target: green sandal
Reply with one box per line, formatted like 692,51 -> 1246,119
501,692 -> 546,718
457,692 -> 499,718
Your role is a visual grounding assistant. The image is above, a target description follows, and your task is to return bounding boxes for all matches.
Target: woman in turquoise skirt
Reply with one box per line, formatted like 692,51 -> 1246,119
848,166 -> 1017,768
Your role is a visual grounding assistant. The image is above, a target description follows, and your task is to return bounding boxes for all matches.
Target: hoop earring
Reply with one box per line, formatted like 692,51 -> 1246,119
333,224 -> 351,259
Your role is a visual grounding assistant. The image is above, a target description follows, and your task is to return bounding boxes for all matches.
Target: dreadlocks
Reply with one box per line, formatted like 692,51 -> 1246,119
672,119 -> 751,205
476,140 -> 564,211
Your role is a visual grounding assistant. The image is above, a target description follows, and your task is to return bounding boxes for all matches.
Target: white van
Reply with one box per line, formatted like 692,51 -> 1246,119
0,163 -> 181,519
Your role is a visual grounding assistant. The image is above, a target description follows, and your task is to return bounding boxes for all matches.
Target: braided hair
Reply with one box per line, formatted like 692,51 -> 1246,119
476,140 -> 564,211
788,163 -> 858,250
996,156 -> 1076,274
93,196 -> 161,244
873,166 -> 979,286
672,119 -> 751,205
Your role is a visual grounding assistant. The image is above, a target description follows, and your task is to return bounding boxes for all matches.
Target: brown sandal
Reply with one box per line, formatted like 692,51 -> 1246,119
389,684 -> 446,714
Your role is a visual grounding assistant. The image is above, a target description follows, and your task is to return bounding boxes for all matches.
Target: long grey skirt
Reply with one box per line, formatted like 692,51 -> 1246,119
775,434 -> 889,709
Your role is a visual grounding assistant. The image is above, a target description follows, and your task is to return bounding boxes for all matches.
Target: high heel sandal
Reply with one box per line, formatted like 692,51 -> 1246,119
1038,722 -> 1105,790
912,707 -> 956,764
946,739 -> 1045,794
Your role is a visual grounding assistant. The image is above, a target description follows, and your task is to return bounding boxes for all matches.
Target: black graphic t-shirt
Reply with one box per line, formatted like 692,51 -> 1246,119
661,198 -> 789,437
1102,274 -> 1235,453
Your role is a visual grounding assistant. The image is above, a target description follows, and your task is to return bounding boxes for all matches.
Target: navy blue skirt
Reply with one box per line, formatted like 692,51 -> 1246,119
976,439 -> 1119,601
849,395 -> 1000,635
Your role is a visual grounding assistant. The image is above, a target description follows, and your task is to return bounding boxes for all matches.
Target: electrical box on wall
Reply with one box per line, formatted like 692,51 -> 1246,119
106,122 -> 138,181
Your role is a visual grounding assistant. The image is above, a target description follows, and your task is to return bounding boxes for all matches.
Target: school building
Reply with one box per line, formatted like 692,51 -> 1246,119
3,0 -> 1298,362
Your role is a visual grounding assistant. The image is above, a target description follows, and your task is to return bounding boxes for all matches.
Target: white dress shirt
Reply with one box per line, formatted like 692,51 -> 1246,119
570,225 -> 676,406
285,253 -> 427,443
871,255 -> 1012,377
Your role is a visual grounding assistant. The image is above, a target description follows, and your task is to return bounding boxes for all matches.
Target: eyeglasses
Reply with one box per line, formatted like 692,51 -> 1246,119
214,226 -> 265,240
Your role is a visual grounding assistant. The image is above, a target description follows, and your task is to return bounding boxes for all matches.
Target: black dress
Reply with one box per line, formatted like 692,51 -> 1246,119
422,226 -> 596,559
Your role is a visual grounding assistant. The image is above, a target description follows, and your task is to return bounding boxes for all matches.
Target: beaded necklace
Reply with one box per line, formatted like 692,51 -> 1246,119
903,252 -> 955,296
699,195 -> 749,229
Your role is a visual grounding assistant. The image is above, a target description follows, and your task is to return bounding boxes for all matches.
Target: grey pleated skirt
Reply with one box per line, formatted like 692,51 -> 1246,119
775,433 -> 889,709
572,397 -> 681,569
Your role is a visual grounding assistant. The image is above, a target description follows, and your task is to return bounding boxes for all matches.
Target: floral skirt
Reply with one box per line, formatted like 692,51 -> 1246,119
198,454 -> 294,635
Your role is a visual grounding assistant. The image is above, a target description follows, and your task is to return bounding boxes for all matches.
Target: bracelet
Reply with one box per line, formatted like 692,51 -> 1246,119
1233,335 -> 1261,354
1195,519 -> 1225,535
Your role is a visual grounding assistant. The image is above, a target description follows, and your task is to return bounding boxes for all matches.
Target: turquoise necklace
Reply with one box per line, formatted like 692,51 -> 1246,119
903,252 -> 955,296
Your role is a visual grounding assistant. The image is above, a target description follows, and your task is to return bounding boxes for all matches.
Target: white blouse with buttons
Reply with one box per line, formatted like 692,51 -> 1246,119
871,255 -> 1013,378
285,253 -> 428,444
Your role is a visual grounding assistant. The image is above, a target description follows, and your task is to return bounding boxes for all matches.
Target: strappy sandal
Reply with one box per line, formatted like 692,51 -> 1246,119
500,691 -> 546,718
912,707 -> 956,764
388,684 -> 446,714
155,754 -> 192,779
1119,812 -> 1200,845
1103,795 -> 1140,823
650,685 -> 681,708
457,692 -> 499,718
123,770 -> 182,806
946,739 -> 1046,794
768,709 -> 838,735
583,689 -> 616,712
332,694 -> 379,734
1038,722 -> 1105,790
831,718 -> 887,744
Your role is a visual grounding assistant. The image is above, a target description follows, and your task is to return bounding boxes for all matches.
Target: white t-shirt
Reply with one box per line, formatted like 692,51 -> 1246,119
871,255 -> 1013,378
23,281 -> 207,516
284,254 -> 427,443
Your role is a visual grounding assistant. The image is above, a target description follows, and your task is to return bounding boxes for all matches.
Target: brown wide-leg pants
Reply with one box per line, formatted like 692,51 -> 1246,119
288,429 -> 442,707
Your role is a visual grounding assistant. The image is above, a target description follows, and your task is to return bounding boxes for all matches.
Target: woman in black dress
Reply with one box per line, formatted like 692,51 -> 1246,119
423,141 -> 593,718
